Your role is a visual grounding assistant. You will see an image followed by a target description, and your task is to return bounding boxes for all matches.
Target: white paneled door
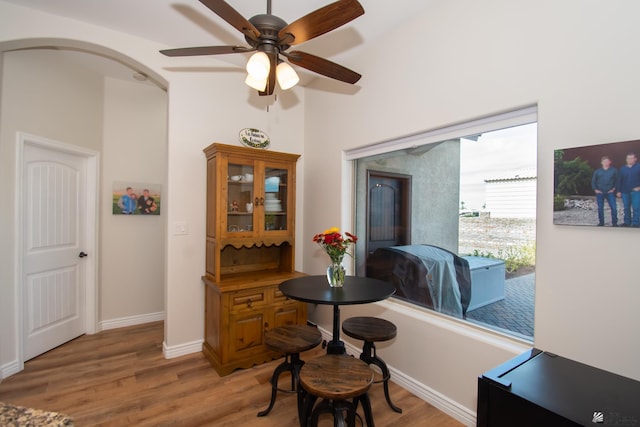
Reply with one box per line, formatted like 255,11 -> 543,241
22,142 -> 87,361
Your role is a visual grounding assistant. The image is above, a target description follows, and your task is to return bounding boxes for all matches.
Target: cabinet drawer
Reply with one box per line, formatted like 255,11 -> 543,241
273,305 -> 301,327
272,287 -> 296,304
230,289 -> 267,310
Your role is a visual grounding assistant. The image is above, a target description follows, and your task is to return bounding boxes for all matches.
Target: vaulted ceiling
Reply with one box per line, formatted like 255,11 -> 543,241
2,0 -> 434,86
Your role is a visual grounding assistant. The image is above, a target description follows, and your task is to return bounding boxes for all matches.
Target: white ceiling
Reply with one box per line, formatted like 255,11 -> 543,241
2,0 -> 433,86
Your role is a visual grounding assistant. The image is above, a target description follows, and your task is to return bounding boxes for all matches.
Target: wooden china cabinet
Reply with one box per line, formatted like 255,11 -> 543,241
201,143 -> 306,376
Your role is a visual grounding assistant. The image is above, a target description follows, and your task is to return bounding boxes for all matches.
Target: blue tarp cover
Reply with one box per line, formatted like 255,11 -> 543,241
391,245 -> 463,317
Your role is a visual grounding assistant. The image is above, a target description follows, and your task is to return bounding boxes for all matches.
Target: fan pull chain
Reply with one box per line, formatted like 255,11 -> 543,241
266,94 -> 277,112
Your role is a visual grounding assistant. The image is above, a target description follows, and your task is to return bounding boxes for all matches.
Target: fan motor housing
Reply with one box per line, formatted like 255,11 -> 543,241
246,14 -> 290,51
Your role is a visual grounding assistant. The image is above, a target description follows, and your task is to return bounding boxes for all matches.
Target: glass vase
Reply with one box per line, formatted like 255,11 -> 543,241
326,259 -> 346,287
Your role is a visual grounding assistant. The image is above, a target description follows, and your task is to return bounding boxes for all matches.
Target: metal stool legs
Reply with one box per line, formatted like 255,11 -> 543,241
360,341 -> 402,413
300,392 -> 374,427
353,393 -> 375,427
257,352 -> 304,417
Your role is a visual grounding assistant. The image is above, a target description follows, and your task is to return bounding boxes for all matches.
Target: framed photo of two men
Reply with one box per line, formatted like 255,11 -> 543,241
554,139 -> 640,228
112,181 -> 161,216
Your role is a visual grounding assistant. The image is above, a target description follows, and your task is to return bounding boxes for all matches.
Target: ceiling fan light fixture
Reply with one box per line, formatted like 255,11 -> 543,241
276,61 -> 299,90
160,0 -> 365,96
246,51 -> 271,79
245,73 -> 268,91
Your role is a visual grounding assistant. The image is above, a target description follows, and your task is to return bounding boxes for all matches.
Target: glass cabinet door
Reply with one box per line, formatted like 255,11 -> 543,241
264,166 -> 288,232
227,163 -> 255,233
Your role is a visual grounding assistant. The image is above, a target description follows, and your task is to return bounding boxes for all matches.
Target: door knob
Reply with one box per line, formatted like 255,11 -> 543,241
78,251 -> 88,258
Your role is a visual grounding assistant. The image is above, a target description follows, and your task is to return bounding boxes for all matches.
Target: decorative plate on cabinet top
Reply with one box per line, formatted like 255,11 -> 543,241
239,128 -> 270,149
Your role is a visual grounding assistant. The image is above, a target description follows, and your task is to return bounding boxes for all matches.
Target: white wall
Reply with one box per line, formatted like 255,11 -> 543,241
0,49 -> 104,149
100,77 -> 167,324
303,0 -> 640,421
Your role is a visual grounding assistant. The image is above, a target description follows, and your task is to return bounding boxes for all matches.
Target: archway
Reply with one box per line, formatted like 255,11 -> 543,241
0,38 -> 169,376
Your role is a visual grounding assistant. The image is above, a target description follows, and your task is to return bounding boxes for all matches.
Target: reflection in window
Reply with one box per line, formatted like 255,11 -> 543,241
355,123 -> 537,341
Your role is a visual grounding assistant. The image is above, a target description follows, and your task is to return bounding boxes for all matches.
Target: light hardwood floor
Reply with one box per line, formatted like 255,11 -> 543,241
0,322 -> 463,426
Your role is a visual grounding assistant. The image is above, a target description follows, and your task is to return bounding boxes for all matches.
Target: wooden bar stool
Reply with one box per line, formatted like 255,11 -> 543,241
342,316 -> 402,413
257,324 -> 323,417
299,354 -> 375,427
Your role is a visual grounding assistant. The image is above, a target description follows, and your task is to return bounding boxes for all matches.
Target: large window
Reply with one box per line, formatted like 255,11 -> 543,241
351,111 -> 537,341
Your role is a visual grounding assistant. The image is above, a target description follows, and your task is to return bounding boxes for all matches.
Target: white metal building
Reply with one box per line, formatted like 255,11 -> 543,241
485,171 -> 537,218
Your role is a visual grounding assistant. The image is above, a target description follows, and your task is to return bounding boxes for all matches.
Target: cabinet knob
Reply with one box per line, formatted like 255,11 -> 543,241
255,197 -> 260,206
246,298 -> 252,308
260,197 -> 264,206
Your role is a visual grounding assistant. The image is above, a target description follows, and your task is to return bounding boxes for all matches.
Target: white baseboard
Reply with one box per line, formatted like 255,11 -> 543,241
163,339 -> 204,359
98,311 -> 165,331
0,359 -> 22,380
100,312 -> 203,359
391,367 -> 477,426
316,325 -> 477,427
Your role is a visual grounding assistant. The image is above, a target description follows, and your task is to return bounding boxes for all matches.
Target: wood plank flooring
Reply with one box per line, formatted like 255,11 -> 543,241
0,322 -> 463,426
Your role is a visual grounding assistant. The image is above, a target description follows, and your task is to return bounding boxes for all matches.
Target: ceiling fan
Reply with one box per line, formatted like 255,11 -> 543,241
160,0 -> 364,96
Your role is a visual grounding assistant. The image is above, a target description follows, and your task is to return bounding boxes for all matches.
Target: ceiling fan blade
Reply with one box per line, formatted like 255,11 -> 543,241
278,0 -> 364,45
286,51 -> 361,84
199,0 -> 261,40
160,46 -> 254,57
258,52 -> 278,96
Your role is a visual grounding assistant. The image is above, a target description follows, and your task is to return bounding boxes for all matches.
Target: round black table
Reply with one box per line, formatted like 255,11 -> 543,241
279,275 -> 396,354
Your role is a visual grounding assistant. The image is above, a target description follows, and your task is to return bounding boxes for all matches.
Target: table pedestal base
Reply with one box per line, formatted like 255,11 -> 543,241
327,304 -> 346,354
326,340 -> 345,354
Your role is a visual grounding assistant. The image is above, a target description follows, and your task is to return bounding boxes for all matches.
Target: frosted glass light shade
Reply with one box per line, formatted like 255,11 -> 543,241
245,73 -> 267,91
276,61 -> 299,90
246,52 -> 270,80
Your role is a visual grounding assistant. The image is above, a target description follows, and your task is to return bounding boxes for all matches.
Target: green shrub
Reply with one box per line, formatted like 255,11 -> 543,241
469,249 -> 496,259
554,195 -> 566,211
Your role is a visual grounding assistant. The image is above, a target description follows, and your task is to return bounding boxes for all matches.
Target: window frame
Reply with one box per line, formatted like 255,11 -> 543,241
344,106 -> 537,161
344,106 -> 538,344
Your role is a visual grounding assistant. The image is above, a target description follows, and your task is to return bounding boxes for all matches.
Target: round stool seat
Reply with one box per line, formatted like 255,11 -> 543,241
265,324 -> 322,354
257,325 -> 322,418
300,355 -> 374,400
342,316 -> 397,342
300,355 -> 376,427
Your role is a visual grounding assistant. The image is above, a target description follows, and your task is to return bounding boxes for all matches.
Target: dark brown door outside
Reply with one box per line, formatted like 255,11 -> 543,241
366,170 -> 412,261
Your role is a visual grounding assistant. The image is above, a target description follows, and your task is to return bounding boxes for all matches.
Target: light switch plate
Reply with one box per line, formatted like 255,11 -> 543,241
174,221 -> 188,235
